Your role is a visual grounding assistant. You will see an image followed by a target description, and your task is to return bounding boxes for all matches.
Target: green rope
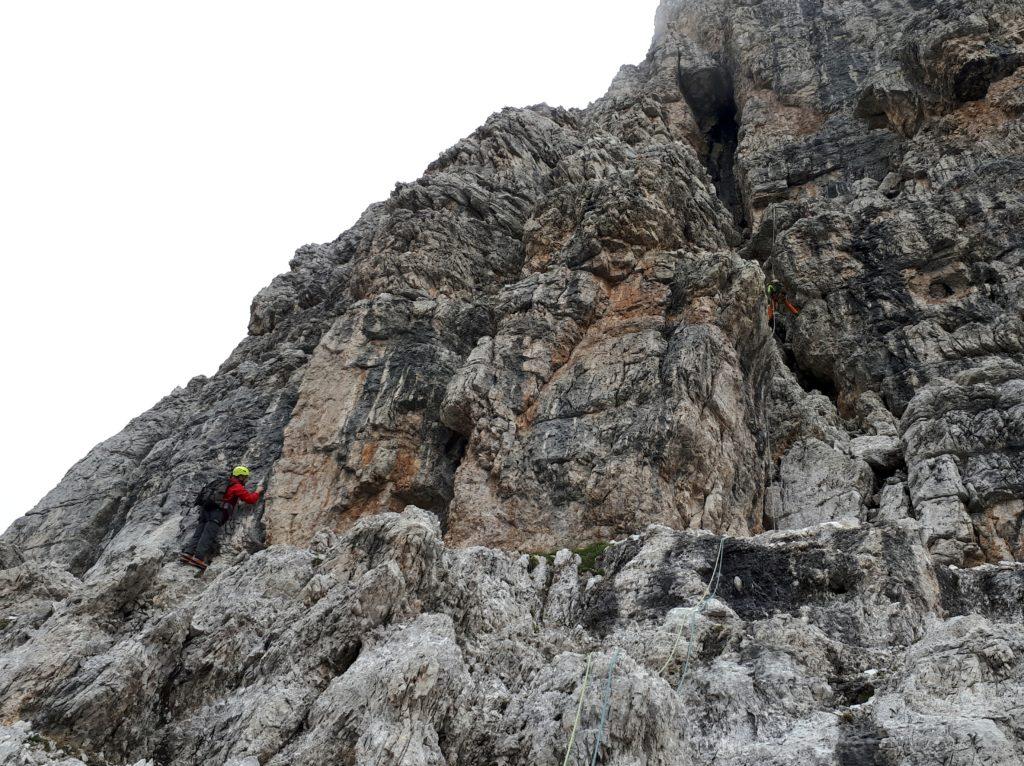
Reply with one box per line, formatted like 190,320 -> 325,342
562,653 -> 593,766
658,535 -> 726,677
588,649 -> 621,766
677,537 -> 725,692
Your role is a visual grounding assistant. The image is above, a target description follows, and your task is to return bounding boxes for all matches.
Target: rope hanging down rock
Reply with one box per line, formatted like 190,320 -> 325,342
563,535 -> 724,763
657,535 -> 726,682
677,536 -> 726,692
588,649 -> 622,766
562,652 -> 593,766
676,536 -> 726,692
763,203 -> 781,531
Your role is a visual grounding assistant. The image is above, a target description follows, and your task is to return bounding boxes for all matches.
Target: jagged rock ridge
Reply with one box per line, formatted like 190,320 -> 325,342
1,0 -> 1023,763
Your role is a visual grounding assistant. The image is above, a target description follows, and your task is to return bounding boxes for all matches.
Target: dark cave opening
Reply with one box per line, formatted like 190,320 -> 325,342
677,61 -> 748,229
387,428 -> 468,534
794,363 -> 840,405
773,324 -> 841,407
435,429 -> 470,532
706,98 -> 746,229
868,456 -> 907,499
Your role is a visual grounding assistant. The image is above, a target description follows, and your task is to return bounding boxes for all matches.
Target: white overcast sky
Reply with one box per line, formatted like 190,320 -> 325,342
0,0 -> 659,532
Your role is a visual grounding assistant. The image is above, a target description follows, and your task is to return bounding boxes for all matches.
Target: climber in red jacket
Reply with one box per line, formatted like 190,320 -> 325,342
223,472 -> 263,509
180,466 -> 262,572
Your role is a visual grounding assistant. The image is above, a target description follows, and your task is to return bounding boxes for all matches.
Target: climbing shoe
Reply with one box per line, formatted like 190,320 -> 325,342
179,553 -> 207,571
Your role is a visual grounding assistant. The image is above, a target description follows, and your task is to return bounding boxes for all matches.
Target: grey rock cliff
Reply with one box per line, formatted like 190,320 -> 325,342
2,0 -> 1023,763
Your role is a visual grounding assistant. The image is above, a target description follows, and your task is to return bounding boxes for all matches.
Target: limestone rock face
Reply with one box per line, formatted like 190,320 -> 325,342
2,0 -> 1023,763
0,507 -> 1021,766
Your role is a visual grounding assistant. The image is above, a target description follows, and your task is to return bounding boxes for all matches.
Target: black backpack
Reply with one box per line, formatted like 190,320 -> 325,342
195,477 -> 230,512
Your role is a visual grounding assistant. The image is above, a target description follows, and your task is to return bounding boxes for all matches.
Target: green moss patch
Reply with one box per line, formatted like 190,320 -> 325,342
528,541 -> 612,575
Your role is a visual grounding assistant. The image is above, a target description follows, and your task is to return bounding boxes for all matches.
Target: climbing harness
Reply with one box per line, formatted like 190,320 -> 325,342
562,653 -> 593,766
588,649 -> 622,766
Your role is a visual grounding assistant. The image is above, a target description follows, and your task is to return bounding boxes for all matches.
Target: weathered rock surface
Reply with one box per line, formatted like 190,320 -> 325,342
2,0 -> 1023,762
0,508 -> 1021,765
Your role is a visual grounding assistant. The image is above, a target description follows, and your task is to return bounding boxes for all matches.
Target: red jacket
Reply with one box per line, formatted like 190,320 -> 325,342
223,477 -> 261,508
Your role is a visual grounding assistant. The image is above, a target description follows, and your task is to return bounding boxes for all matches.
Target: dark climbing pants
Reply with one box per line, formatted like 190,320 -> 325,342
184,507 -> 224,561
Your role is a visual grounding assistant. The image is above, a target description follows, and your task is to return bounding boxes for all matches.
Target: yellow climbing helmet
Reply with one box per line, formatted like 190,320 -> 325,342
232,466 -> 251,478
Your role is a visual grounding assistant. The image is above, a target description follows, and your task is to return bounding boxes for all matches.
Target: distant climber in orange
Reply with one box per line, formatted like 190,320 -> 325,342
766,281 -> 800,320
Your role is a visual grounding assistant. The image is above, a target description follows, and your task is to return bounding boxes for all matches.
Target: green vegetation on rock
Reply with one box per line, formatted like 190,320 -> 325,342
529,541 -> 611,575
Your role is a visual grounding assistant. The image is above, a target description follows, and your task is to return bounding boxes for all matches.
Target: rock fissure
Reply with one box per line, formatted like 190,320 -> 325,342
677,58 -> 748,229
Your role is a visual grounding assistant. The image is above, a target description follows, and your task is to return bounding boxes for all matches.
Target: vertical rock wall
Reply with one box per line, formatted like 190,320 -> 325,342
6,0 -> 1022,572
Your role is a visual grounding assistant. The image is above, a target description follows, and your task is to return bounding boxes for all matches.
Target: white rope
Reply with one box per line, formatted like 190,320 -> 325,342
675,537 -> 725,691
562,653 -> 593,766
658,536 -> 726,677
588,649 -> 622,766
